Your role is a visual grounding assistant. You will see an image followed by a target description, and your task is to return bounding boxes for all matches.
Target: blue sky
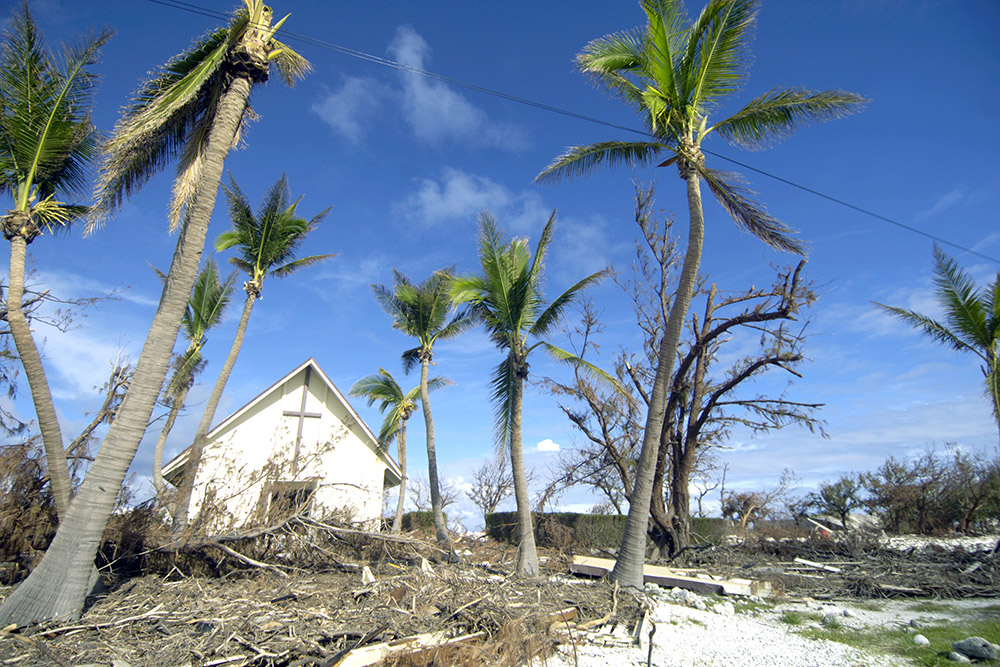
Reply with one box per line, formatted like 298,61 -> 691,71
4,0 -> 1000,529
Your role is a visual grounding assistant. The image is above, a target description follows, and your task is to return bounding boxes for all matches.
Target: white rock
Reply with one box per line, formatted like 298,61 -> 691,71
692,598 -> 708,611
842,608 -> 856,618
947,652 -> 972,663
714,601 -> 735,616
913,634 -> 930,646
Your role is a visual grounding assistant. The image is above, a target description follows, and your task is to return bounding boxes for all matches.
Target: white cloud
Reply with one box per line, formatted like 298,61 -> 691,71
536,438 -> 560,452
311,76 -> 384,144
387,26 -> 527,150
399,168 -> 550,229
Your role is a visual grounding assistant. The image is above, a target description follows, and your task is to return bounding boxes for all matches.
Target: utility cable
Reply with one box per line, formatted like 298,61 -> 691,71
147,0 -> 1000,265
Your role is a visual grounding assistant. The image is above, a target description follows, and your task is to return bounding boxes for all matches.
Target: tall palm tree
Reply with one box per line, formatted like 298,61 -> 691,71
0,1 -> 308,626
536,0 -> 865,587
350,368 -> 452,533
373,269 -> 471,555
152,260 -> 236,507
451,212 -> 608,576
0,4 -> 111,518
876,245 -> 1000,452
172,174 -> 333,530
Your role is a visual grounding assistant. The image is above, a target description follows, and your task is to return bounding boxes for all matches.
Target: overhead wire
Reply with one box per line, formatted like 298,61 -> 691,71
147,0 -> 1000,265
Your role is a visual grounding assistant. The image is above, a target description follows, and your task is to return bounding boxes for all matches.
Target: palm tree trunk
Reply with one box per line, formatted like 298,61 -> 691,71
172,293 -> 255,532
420,354 -> 453,556
509,361 -> 539,577
612,167 -> 705,588
152,383 -> 190,507
391,419 -> 407,534
0,72 -> 254,627
6,235 -> 72,517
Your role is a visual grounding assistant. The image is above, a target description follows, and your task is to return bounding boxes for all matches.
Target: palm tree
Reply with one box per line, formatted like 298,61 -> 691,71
876,245 -> 1000,452
171,174 -> 333,530
0,1 -> 308,626
451,212 -> 608,576
0,4 -> 111,518
152,260 -> 236,508
536,0 -> 865,587
373,269 -> 472,556
350,368 -> 452,533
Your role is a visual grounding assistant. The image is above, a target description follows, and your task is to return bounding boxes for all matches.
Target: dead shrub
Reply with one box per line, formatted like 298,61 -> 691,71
0,439 -> 57,582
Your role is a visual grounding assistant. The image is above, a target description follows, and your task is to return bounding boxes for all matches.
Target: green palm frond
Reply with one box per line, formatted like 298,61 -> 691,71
541,342 -> 628,397
685,0 -> 755,115
931,245 -> 993,349
374,267 -> 472,372
0,4 -> 109,234
350,367 -> 452,446
531,268 -> 610,340
535,141 -> 667,184
488,355 -> 516,449
714,88 -> 869,149
874,303 -> 975,357
696,165 -> 805,254
215,174 -> 332,295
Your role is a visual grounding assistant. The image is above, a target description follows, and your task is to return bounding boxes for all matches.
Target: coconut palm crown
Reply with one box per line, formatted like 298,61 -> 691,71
92,0 -> 309,229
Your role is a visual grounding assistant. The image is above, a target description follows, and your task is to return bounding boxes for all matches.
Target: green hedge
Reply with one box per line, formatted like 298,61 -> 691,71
486,512 -> 731,551
485,511 -> 628,551
401,511 -> 446,532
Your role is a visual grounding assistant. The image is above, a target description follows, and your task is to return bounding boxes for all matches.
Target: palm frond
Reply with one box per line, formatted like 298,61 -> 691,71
713,87 -> 868,149
874,302 -> 978,358
489,355 -> 516,451
530,267 -> 610,339
931,244 -> 992,349
685,0 -> 755,113
541,341 -> 628,397
535,141 -> 668,183
696,165 -> 805,254
401,347 -> 421,374
268,252 -> 336,279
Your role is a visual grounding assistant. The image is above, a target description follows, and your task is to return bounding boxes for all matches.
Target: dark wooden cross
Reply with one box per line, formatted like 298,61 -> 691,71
283,366 -> 321,475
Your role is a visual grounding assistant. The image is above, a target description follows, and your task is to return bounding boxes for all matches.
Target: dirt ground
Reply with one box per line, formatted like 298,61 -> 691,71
0,529 -> 996,667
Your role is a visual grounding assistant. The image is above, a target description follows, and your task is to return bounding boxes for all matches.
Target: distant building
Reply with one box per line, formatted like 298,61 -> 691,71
163,358 -> 400,530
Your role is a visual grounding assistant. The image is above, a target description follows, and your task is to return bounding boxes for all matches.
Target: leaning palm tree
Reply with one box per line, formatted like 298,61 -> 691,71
536,0 -> 865,587
0,1 -> 309,626
152,260 -> 236,508
876,245 -> 1000,452
451,212 -> 608,576
350,368 -> 452,533
171,174 -> 333,530
373,269 -> 472,556
0,4 -> 111,519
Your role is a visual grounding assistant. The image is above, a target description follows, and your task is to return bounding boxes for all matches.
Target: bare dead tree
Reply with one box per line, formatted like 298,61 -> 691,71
466,455 -> 514,521
409,475 -> 459,513
721,469 -> 799,531
539,182 -> 824,559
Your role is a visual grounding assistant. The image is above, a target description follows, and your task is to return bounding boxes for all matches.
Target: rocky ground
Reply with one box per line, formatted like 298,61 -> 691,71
0,530 -> 997,666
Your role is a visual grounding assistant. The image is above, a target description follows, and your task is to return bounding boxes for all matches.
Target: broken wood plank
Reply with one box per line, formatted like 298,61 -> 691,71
793,557 -> 842,574
331,631 -> 486,667
569,556 -> 771,598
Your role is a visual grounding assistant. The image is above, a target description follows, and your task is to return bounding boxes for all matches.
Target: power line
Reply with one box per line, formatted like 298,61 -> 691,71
147,0 -> 1000,265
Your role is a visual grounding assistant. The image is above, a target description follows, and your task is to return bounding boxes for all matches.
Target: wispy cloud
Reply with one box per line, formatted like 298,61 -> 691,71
310,76 -> 385,144
387,26 -> 528,150
915,186 -> 967,221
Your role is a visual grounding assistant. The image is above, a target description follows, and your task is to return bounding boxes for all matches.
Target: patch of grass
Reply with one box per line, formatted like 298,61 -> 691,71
799,616 -> 1000,667
906,601 -> 953,613
779,610 -> 822,626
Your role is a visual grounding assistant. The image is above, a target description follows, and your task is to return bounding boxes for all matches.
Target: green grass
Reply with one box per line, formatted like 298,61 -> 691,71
779,610 -> 823,626
799,616 -> 1000,666
906,601 -> 953,613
